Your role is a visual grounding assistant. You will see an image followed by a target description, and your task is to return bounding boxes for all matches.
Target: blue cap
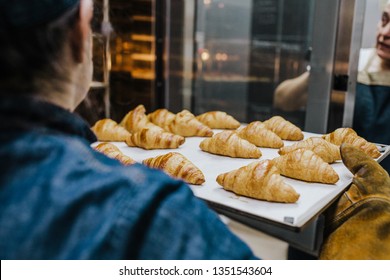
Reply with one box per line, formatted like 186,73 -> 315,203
0,0 -> 79,28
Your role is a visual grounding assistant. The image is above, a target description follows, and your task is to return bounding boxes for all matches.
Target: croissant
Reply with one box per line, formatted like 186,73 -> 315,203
120,104 -> 163,133
322,127 -> 380,158
263,116 -> 304,141
142,152 -> 205,185
278,137 -> 341,163
217,160 -> 299,203
147,108 -> 176,131
196,111 -> 241,129
167,110 -> 213,137
237,121 -> 284,148
272,148 -> 339,184
91,118 -> 131,142
94,142 -> 136,165
199,130 -> 261,158
125,127 -> 185,150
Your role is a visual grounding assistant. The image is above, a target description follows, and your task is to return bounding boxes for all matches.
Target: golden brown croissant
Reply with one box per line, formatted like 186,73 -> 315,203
278,137 -> 341,163
167,110 -> 213,137
125,127 -> 185,150
237,121 -> 284,148
120,104 -> 163,133
196,111 -> 240,129
147,108 -> 176,131
272,148 -> 339,184
216,160 -> 300,203
322,127 -> 356,145
91,118 -> 131,142
263,116 -> 304,141
199,130 -> 261,158
142,152 -> 205,185
94,142 -> 136,165
322,127 -> 380,158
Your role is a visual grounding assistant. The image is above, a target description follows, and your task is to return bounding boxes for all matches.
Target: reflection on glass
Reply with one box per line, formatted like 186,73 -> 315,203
192,0 -> 314,128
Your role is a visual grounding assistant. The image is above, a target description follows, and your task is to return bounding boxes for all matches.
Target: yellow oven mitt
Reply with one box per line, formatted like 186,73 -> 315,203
320,143 -> 390,259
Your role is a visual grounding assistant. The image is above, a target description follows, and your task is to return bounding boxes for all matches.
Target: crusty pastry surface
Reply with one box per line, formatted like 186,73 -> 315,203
217,160 -> 300,203
94,142 -> 136,165
147,108 -> 176,131
273,148 -> 339,184
196,111 -> 240,129
143,152 -> 205,185
237,121 -> 284,148
91,118 -> 130,142
125,127 -> 185,150
263,116 -> 304,141
322,127 -> 380,158
120,104 -> 163,133
168,110 -> 213,137
199,130 -> 261,159
278,137 -> 341,163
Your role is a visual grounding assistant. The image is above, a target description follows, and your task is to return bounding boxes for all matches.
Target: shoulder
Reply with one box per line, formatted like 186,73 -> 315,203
8,131 -> 191,212
1,133 -> 198,259
56,136 -> 187,194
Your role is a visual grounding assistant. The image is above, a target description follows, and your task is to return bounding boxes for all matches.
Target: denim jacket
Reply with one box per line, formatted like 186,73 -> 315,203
0,95 -> 256,260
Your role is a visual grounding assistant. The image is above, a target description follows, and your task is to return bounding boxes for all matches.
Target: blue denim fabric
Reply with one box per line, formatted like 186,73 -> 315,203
0,95 -> 257,260
353,83 -> 390,173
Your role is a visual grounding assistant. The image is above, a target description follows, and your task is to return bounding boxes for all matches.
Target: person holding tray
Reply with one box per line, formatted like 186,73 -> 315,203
0,0 -> 389,260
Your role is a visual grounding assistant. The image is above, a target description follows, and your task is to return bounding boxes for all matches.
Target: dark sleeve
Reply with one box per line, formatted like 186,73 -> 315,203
119,166 -> 258,260
57,151 -> 259,260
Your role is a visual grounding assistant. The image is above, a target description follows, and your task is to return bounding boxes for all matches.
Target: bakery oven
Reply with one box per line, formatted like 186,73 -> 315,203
78,0 -> 365,135
179,0 -> 364,134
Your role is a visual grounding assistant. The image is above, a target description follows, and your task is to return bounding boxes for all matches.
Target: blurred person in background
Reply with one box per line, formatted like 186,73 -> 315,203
353,0 -> 390,172
274,0 -> 390,174
0,0 -> 389,260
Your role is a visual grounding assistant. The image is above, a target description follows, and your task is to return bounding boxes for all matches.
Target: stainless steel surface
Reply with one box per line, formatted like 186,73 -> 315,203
163,0 -> 195,111
304,0 -> 340,133
103,0 -> 111,118
163,0 -> 171,108
182,0 -> 195,110
214,206 -> 324,256
343,0 -> 366,127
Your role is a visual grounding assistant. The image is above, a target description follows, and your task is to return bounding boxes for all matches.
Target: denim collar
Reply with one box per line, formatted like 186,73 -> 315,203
0,94 -> 97,143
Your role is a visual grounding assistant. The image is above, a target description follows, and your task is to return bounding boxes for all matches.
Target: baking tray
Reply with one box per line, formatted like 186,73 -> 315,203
101,131 -> 390,230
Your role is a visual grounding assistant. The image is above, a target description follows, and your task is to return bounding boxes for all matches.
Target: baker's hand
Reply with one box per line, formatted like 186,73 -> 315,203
319,143 -> 390,260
